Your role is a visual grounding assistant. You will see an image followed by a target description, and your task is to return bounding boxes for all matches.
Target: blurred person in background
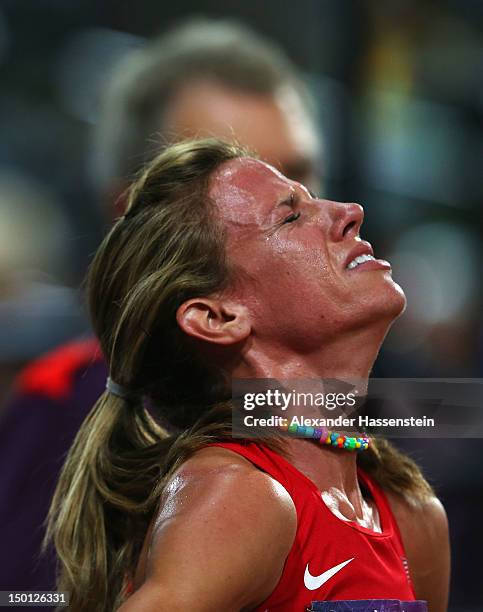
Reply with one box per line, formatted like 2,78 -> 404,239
0,18 -> 320,595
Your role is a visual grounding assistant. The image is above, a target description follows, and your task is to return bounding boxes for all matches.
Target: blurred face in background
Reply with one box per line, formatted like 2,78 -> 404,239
161,79 -> 320,192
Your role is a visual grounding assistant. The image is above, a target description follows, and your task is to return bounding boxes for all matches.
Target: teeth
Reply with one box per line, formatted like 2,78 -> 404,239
346,254 -> 375,269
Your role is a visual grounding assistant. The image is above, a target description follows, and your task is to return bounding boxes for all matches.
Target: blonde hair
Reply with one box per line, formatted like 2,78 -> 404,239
47,138 -> 432,611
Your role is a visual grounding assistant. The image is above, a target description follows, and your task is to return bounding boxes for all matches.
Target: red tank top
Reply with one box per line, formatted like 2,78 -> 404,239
210,441 -> 415,611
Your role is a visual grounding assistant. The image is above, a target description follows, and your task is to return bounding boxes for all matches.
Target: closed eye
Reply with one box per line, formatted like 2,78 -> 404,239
283,212 -> 301,224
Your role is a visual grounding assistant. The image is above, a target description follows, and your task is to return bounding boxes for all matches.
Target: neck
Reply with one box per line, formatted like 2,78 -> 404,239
233,323 -> 386,382
228,324 -> 386,520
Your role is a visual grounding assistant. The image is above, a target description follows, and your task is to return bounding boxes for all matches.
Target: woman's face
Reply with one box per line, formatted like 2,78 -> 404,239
209,157 -> 406,351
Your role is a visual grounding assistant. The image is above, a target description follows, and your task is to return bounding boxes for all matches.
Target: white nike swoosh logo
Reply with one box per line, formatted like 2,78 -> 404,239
304,557 -> 354,591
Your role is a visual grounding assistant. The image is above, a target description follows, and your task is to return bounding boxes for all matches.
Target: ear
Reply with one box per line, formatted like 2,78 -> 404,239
176,298 -> 251,346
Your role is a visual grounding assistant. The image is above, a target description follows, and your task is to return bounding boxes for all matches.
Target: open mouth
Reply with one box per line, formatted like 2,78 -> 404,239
344,242 -> 392,272
346,253 -> 376,270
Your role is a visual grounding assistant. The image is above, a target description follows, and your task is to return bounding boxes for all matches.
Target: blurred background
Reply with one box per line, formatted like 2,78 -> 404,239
0,0 -> 481,609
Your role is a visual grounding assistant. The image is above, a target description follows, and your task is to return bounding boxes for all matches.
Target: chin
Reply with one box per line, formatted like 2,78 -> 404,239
378,278 -> 407,322
357,275 -> 406,329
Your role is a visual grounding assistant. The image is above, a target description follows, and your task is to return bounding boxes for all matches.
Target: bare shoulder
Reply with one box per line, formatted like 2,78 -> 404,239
162,444 -> 297,520
158,444 -> 297,551
386,489 -> 448,537
386,490 -> 450,612
123,445 -> 296,611
173,444 -> 272,476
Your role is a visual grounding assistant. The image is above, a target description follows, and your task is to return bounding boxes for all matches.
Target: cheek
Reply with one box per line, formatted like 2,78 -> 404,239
228,231 -> 352,318
241,234 -> 338,302
242,245 -> 345,326
263,236 -> 339,300
264,232 -> 328,272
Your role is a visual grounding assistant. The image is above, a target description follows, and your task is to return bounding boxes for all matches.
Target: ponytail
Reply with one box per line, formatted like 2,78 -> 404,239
46,396 -> 261,611
45,392 -> 172,611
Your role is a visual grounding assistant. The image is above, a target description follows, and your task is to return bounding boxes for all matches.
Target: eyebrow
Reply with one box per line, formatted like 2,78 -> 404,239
274,191 -> 296,211
262,190 -> 297,227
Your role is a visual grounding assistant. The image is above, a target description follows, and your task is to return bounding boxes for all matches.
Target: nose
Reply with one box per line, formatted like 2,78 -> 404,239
326,200 -> 364,242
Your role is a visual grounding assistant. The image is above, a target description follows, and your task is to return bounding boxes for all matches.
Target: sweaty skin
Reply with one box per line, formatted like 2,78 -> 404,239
208,158 -> 406,376
124,445 -> 449,612
124,447 -> 297,612
120,159 -> 449,612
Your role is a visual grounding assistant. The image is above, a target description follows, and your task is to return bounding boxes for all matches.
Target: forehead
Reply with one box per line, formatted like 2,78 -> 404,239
208,157 -> 291,225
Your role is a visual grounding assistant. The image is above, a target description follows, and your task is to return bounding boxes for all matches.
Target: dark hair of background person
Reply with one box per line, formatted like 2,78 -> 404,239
93,17 -> 317,200
47,139 -> 433,612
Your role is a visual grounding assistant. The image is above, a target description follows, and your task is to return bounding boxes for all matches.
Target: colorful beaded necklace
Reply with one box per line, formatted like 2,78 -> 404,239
281,422 -> 370,451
